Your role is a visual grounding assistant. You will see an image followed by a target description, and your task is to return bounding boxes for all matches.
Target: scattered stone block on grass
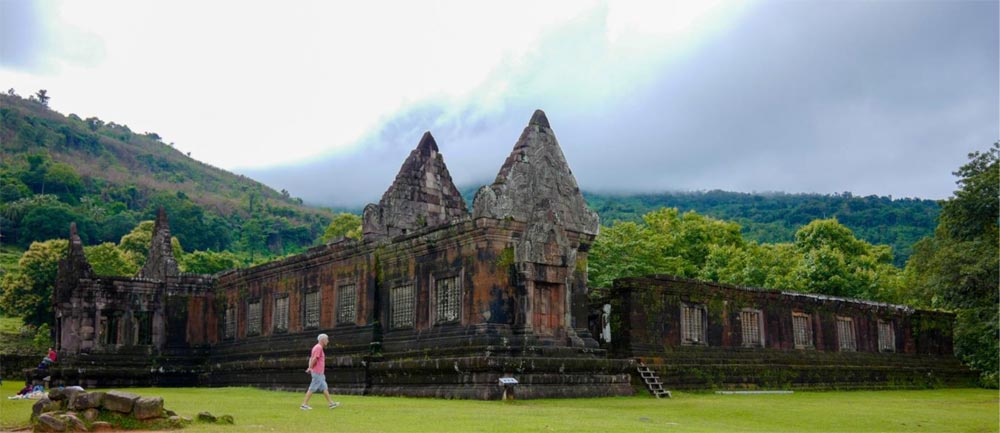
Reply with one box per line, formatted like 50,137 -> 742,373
82,408 -> 99,422
197,411 -> 217,422
47,388 -> 83,402
34,413 -> 66,432
60,413 -> 87,432
32,398 -> 62,419
69,391 -> 105,410
132,396 -> 164,420
90,421 -> 113,432
102,390 -> 140,413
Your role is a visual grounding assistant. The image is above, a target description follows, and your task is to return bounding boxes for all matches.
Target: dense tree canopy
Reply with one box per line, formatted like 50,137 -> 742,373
902,143 -> 998,387
320,213 -> 362,243
590,211 -> 903,302
0,239 -> 67,326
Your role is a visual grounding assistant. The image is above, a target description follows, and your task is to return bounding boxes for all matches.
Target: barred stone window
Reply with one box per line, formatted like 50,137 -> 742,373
680,303 -> 707,344
247,301 -> 262,336
878,320 -> 895,353
740,309 -> 764,347
390,284 -> 415,329
224,305 -> 236,339
434,276 -> 461,324
304,291 -> 321,329
273,296 -> 289,332
337,283 -> 357,325
836,316 -> 856,352
792,312 -> 813,349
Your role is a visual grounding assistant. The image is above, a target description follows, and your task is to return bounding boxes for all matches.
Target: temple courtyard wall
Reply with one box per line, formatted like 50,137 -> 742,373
44,110 -> 975,398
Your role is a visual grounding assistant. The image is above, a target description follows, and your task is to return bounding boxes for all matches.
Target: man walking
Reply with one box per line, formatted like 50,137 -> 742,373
301,333 -> 339,410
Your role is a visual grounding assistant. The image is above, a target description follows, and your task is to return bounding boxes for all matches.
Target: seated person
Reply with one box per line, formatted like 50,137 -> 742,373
37,348 -> 57,369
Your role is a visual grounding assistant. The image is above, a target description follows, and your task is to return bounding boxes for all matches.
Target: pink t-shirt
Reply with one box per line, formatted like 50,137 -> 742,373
309,343 -> 325,374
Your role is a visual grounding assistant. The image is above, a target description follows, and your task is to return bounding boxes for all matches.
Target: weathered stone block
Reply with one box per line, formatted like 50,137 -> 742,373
47,387 -> 83,402
102,390 -> 140,413
219,414 -> 235,424
34,413 -> 67,432
69,391 -> 104,410
61,413 -> 87,432
132,396 -> 164,420
32,397 -> 62,418
82,408 -> 99,422
90,421 -> 113,432
197,411 -> 217,422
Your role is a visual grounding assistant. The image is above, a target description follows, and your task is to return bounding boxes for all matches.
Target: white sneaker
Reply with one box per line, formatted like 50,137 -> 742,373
300,404 -> 312,410
329,402 -> 340,409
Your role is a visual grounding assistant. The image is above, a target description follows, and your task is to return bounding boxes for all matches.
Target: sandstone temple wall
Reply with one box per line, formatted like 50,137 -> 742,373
48,110 -> 972,397
596,275 -> 975,389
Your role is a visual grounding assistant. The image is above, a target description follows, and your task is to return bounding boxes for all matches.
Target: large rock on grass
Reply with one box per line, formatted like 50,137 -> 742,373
102,390 -> 140,413
34,413 -> 67,432
47,387 -> 83,402
61,413 -> 87,432
69,391 -> 104,410
82,408 -> 99,422
32,397 -> 62,418
90,421 -> 113,432
132,396 -> 164,420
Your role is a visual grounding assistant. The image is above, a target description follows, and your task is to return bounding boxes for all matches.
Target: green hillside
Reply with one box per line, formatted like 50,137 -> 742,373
0,93 -> 332,259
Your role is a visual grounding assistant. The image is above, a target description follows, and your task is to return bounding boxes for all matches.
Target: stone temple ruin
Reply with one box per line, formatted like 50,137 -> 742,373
50,110 -> 975,398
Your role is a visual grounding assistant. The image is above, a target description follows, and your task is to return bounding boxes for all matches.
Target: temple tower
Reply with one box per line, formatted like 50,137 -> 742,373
139,207 -> 179,280
363,132 -> 469,240
473,109 -> 599,347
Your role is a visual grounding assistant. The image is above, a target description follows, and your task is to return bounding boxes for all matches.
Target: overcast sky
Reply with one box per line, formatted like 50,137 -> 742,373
2,0 -> 996,207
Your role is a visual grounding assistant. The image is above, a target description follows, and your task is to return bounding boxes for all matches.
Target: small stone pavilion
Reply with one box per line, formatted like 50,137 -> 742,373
50,111 -> 974,398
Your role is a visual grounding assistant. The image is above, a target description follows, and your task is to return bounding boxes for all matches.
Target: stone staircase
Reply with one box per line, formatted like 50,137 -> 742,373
636,360 -> 671,398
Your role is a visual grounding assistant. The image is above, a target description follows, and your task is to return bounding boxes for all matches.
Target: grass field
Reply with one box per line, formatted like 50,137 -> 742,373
1,382 -> 996,433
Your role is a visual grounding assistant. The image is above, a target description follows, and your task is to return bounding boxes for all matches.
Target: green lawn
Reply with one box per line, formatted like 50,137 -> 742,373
1,382 -> 996,433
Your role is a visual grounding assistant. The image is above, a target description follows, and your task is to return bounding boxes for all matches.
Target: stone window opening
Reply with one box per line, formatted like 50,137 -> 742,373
390,283 -> 416,330
878,320 -> 895,353
247,300 -> 262,336
337,283 -> 357,325
434,275 -> 461,324
99,312 -> 122,346
273,295 -> 289,333
680,303 -> 707,345
304,290 -> 321,330
134,312 -> 152,346
224,305 -> 236,340
836,316 -> 857,352
740,308 -> 764,348
792,312 -> 814,349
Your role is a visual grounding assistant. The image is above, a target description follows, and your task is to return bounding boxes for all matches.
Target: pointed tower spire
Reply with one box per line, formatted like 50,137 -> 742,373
139,207 -> 180,280
362,131 -> 469,240
55,222 -> 93,303
473,109 -> 598,235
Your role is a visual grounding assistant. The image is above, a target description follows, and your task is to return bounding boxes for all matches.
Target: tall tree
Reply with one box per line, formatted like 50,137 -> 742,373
903,143 -> 999,387
34,89 -> 49,107
0,239 -> 67,326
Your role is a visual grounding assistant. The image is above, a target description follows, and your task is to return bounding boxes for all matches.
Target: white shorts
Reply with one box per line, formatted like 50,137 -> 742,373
308,372 -> 328,392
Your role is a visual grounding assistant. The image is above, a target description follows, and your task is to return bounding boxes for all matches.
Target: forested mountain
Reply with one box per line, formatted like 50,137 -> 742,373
460,188 -> 939,267
0,92 -> 332,259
